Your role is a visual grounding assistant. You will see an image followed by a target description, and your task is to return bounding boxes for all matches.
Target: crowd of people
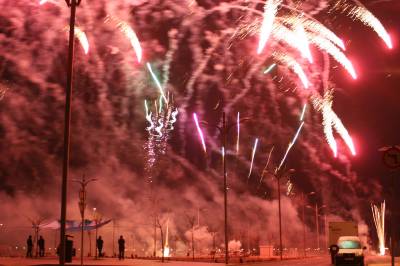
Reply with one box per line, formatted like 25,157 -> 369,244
26,235 -> 126,259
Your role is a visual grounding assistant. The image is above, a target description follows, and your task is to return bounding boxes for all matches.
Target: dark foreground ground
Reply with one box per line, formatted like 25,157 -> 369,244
0,256 -> 399,266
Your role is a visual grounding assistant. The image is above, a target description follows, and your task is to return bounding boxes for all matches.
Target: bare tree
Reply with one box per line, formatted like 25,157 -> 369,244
26,216 -> 46,258
155,216 -> 165,262
185,214 -> 196,261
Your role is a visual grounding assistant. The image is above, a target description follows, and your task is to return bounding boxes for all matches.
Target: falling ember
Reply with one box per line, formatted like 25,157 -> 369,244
257,0 -> 281,54
278,121 -> 305,170
236,112 -> 240,154
64,26 -> 89,54
146,63 -> 168,103
247,138 -> 259,181
193,113 -> 206,153
371,201 -> 386,256
263,63 -> 276,74
104,15 -> 142,62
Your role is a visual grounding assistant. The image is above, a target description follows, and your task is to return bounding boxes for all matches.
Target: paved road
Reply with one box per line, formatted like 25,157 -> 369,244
0,256 -> 399,266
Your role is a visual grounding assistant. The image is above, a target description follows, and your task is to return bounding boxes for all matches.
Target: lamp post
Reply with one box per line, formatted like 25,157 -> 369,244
300,191 -> 315,257
59,1 -> 82,265
307,203 -> 326,251
271,168 -> 295,260
72,175 -> 97,266
200,111 -> 250,264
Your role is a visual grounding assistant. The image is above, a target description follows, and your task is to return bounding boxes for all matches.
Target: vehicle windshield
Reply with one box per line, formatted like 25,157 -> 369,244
338,240 -> 361,249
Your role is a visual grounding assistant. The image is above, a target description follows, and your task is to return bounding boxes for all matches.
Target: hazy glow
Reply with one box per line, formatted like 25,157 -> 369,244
193,113 -> 206,153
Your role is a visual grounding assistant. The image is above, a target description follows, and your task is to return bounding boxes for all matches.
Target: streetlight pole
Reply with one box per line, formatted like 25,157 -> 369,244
315,203 -> 320,251
301,192 -> 306,258
73,175 -> 97,266
200,111 -> 250,264
60,1 -> 81,265
271,168 -> 294,260
277,172 -> 283,260
222,112 -> 228,264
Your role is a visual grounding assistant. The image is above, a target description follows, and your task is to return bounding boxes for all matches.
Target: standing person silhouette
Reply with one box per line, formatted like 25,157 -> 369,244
38,236 -> 45,257
26,235 -> 33,258
118,236 -> 125,260
96,236 -> 104,257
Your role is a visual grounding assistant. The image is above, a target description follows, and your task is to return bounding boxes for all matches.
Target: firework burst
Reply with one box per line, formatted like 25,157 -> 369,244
371,201 -> 386,256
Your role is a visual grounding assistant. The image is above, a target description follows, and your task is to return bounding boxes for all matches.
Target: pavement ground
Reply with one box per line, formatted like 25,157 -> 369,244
0,255 -> 399,266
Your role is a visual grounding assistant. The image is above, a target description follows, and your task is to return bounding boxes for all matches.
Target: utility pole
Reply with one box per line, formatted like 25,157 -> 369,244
315,203 -> 320,251
301,192 -> 306,258
59,1 -> 82,265
222,112 -> 228,264
277,173 -> 282,260
199,111 -> 250,264
72,175 -> 97,266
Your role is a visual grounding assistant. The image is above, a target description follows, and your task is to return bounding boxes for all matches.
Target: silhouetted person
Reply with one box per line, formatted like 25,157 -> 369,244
118,235 -> 125,260
97,236 -> 104,257
26,235 -> 33,258
38,236 -> 45,257
329,244 -> 339,264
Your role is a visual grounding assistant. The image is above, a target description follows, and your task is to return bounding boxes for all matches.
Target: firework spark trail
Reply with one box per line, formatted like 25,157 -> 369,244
300,103 -> 307,121
295,24 -> 313,63
64,26 -> 89,54
146,63 -> 168,103
247,138 -> 259,181
104,15 -> 142,62
322,104 -> 338,157
309,34 -> 357,79
336,2 -> 392,49
371,201 -> 386,256
236,112 -> 240,155
263,63 -> 276,74
313,91 -> 356,156
272,24 -> 314,64
286,16 -> 346,50
258,146 -> 274,189
331,110 -> 356,156
144,100 -> 155,131
273,52 -> 309,89
257,0 -> 281,54
193,113 -> 207,153
277,121 -> 305,171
